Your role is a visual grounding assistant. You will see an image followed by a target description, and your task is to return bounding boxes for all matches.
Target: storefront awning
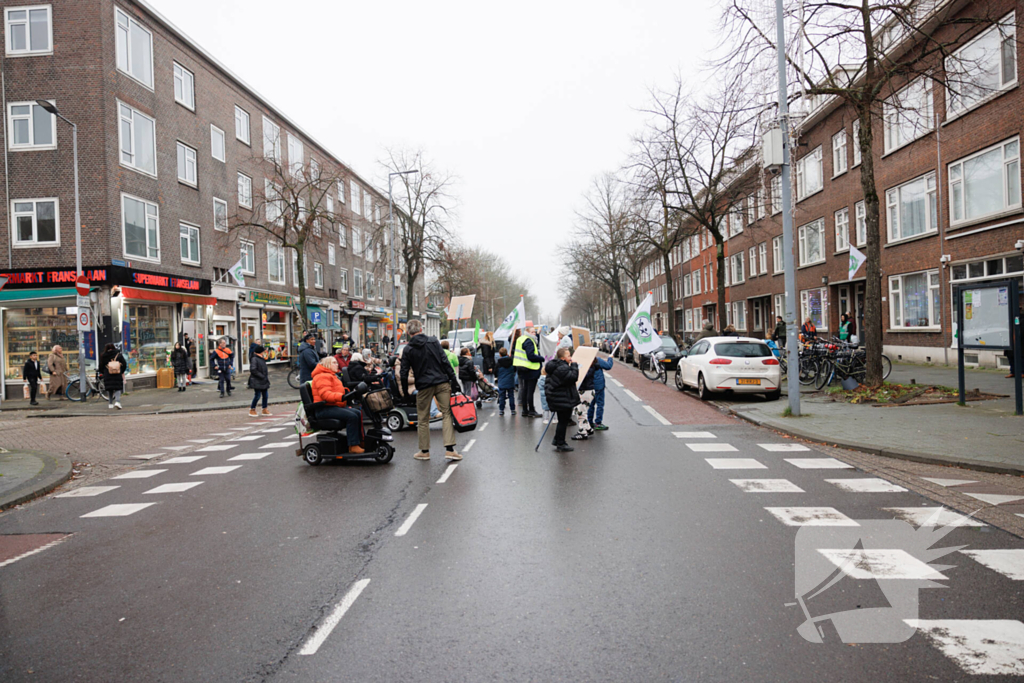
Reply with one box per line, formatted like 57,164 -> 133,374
0,287 -> 80,302
306,305 -> 324,324
119,286 -> 216,306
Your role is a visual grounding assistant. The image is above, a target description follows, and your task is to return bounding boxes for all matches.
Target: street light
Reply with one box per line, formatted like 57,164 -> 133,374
388,169 -> 418,350
37,100 -> 87,394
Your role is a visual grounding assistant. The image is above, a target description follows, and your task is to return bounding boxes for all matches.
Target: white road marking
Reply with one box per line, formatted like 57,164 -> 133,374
609,378 -> 623,387
729,479 -> 804,493
643,405 -> 671,425
964,493 -> 1024,506
623,389 -> 641,402
825,478 -> 908,493
228,427 -> 254,431
785,458 -> 853,469
298,578 -> 371,656
230,435 -> 265,441
921,477 -> 978,487
191,466 -> 242,475
758,443 -> 810,452
229,452 -> 272,461
961,550 -> 1024,581
883,507 -> 985,527
162,456 -> 206,464
81,503 -> 157,518
905,619 -> 1024,675
197,444 -> 238,452
112,469 -> 167,479
765,507 -> 859,527
260,442 -> 294,449
56,486 -> 119,498
187,439 -> 214,443
207,432 -> 236,436
395,503 -> 428,537
144,482 -> 204,494
820,549 -> 948,580
479,422 -> 489,432
705,458 -> 766,470
437,464 -> 459,483
673,431 -> 716,439
128,454 -> 163,460
463,439 -> 477,453
0,534 -> 71,568
260,427 -> 286,433
283,434 -> 299,440
687,443 -> 738,452
160,446 -> 190,451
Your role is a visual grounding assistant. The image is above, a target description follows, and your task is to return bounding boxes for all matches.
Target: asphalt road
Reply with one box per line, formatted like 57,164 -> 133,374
2,371 -> 1023,682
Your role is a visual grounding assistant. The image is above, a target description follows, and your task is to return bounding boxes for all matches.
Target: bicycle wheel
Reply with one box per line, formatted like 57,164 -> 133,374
659,364 -> 668,384
849,356 -> 867,384
287,368 -> 301,389
778,357 -> 788,377
65,378 -> 87,402
642,356 -> 660,381
798,357 -> 818,385
815,359 -> 834,390
880,355 -> 892,380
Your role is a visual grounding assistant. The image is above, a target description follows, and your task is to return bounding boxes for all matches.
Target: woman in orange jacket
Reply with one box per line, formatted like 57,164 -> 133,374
311,357 -> 365,453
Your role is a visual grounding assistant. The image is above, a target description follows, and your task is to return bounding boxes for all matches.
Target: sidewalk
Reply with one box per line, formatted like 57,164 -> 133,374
0,450 -> 73,511
732,363 -> 1024,475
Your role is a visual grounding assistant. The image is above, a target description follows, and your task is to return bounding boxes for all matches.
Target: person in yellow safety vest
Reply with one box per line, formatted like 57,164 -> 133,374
512,327 -> 544,418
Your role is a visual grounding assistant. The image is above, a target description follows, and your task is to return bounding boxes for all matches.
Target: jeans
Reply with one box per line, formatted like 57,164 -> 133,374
176,373 -> 188,388
553,408 -> 573,445
318,405 -> 362,447
538,375 -> 549,412
416,383 -> 456,451
587,388 -> 606,425
219,372 -> 233,394
519,372 -> 538,414
498,387 -> 515,412
250,388 -> 268,410
108,390 -> 122,406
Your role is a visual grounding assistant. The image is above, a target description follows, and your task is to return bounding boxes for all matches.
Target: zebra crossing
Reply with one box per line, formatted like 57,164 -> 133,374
674,428 -> 1024,675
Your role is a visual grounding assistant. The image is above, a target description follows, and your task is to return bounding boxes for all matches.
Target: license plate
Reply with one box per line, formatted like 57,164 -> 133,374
737,378 -> 760,386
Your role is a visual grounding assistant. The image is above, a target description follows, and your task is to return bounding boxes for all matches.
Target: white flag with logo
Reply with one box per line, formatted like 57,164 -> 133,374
625,293 -> 661,355
227,257 -> 246,287
494,299 -> 525,341
848,245 -> 867,279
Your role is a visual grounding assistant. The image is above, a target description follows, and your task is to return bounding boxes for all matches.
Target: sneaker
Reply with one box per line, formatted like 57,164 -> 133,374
115,402 -> 122,410
249,409 -> 258,417
108,404 -> 114,409
511,410 -> 516,415
571,433 -> 588,441
543,410 -> 551,421
445,451 -> 463,461
413,451 -> 430,460
499,411 -> 505,416
348,445 -> 366,455
594,424 -> 608,431
261,409 -> 272,416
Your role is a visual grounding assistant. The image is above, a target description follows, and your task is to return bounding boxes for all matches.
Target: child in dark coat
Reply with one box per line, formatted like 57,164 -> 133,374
495,347 -> 517,415
22,351 -> 43,405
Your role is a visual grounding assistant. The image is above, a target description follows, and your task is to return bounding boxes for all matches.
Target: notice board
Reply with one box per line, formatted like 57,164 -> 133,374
960,284 -> 1012,349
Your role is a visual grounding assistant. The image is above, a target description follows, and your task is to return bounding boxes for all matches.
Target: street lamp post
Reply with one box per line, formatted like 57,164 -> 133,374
37,101 -> 87,393
388,169 -> 418,351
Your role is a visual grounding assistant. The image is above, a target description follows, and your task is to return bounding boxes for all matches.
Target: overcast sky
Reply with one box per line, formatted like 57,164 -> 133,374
149,0 -> 721,322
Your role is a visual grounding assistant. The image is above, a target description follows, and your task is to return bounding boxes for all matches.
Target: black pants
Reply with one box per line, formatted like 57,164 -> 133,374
219,372 -> 233,394
28,380 -> 39,403
519,373 -> 537,414
553,408 -> 573,445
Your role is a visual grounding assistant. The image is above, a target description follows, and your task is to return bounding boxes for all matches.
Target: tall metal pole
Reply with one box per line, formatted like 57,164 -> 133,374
72,121 -> 87,391
776,0 -> 801,416
388,174 -> 395,352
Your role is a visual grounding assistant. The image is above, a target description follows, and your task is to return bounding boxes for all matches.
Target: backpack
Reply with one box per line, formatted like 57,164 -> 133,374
106,358 -> 122,374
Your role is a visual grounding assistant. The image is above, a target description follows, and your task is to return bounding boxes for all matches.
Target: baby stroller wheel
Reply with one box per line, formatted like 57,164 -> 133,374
386,411 -> 405,432
375,444 -> 395,464
475,399 -> 482,409
302,443 -> 323,466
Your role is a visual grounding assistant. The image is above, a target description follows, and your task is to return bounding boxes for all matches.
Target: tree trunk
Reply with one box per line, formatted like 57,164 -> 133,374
716,237 -> 727,333
295,242 -> 307,333
615,286 -> 628,331
858,107 -> 884,387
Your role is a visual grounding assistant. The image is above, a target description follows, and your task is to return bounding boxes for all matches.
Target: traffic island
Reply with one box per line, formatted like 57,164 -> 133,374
0,450 -> 73,511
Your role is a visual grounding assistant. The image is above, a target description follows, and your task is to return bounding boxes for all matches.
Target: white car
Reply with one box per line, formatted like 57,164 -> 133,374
675,336 -> 781,401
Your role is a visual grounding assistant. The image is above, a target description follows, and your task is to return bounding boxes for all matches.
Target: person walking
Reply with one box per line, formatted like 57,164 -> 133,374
22,351 -> 43,406
440,339 -> 459,372
248,337 -> 262,361
544,347 -> 580,452
211,338 -> 234,398
512,327 -> 544,418
311,356 -> 365,454
247,344 -> 272,416
100,343 -> 127,410
480,332 -> 496,377
399,319 -> 461,461
495,346 -> 517,416
171,342 -> 190,392
772,316 -> 787,348
693,320 -> 716,342
297,331 -> 319,385
46,345 -> 68,400
458,347 -> 479,398
588,354 -> 613,431
183,333 -> 195,384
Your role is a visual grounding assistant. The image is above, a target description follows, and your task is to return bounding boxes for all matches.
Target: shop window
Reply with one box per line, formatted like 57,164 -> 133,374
234,106 -> 250,144
179,222 -> 200,265
122,194 -> 159,262
13,198 -> 58,246
889,270 -> 940,329
5,5 -> 51,55
886,172 -> 937,242
948,137 -> 1021,226
118,102 -> 156,176
124,304 -> 173,374
173,62 -> 195,110
115,7 -> 153,88
4,307 -> 83,382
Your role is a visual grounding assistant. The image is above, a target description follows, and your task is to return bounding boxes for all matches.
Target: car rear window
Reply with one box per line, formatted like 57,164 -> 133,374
714,342 -> 772,357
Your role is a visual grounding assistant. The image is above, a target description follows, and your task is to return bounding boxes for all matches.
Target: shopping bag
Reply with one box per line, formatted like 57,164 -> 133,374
450,392 -> 477,433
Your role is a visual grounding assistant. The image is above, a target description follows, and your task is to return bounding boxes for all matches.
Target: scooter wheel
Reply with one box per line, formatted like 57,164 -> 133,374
386,411 -> 404,432
303,443 -> 323,466
375,444 -> 395,464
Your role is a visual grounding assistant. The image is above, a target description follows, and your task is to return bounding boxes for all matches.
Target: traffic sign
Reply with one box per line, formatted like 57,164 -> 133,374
77,307 -> 92,332
77,294 -> 90,309
76,275 -> 90,297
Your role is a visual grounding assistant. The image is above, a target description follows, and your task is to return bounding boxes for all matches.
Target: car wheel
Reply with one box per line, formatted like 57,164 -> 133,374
765,390 -> 781,401
302,443 -> 323,466
697,373 -> 713,401
674,368 -> 685,391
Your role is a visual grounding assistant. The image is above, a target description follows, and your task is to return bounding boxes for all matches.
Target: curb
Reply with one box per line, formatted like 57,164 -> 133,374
0,451 -> 74,512
728,407 -> 1024,477
27,395 -> 299,418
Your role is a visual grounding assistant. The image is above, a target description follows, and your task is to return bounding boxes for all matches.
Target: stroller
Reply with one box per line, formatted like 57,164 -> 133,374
475,374 -> 498,404
375,362 -> 442,433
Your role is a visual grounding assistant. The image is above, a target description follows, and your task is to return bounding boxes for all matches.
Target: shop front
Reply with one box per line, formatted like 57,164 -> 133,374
245,290 -> 294,363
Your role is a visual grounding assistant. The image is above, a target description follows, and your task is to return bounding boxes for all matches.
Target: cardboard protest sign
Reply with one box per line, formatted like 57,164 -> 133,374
447,295 -> 476,321
571,326 -> 591,350
571,345 -> 599,388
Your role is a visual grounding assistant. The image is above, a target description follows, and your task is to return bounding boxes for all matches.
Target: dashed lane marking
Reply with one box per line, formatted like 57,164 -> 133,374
643,405 -> 671,425
81,503 -> 157,518
298,578 -> 371,656
825,478 -> 907,493
963,493 -> 1024,506
883,507 -> 986,527
56,486 -> 119,498
230,435 -> 265,441
921,477 -> 978,487
395,503 -> 428,537
960,550 -> 1024,581
785,458 -> 853,469
609,378 -> 623,387
623,389 -> 641,402
905,619 -> 1024,675
686,443 -> 737,452
259,428 -> 287,433
162,456 -> 206,464
197,444 -> 238,452
144,482 -> 204,494
463,439 -> 477,453
260,442 -> 295,449
437,464 -> 458,483
764,507 -> 859,527
112,469 -> 167,479
207,432 -> 236,436
229,452 -> 272,461
758,443 -> 810,452
191,466 -> 242,476
705,458 -> 766,470
729,479 -> 804,493
820,549 -> 947,580
479,422 -> 489,432
673,431 -> 716,439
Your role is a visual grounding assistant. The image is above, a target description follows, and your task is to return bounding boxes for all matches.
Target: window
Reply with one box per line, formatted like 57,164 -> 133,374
363,192 -> 371,220
288,134 -> 303,177
290,249 -> 306,286
366,273 -> 376,299
328,243 -> 336,266
747,196 -> 756,225
353,226 -> 362,255
268,242 -> 285,284
730,253 -> 745,283
8,101 -> 55,150
798,218 -> 826,266
771,175 -> 783,215
179,223 -> 200,264
122,194 -> 159,261
834,207 -> 850,252
240,240 -> 255,275
5,5 -> 52,55
684,274 -> 692,297
757,187 -> 766,220
772,235 -> 784,273
237,173 -> 252,208
262,117 -> 281,161
731,302 -> 747,331
752,299 -> 763,331
265,180 -> 281,223
883,77 -> 933,153
210,125 -> 226,162
946,12 -> 1017,116
774,294 -> 786,320
350,180 -> 361,215
948,137 -> 1021,225
886,171 -> 937,242
748,247 -> 757,276
832,130 -> 848,176
12,198 -> 58,246
692,271 -> 701,295
354,269 -> 364,297
855,201 -> 866,246
685,309 -> 693,331
800,287 -> 828,330
234,106 -> 250,144
213,197 -> 228,232
852,119 -> 862,167
889,270 -> 940,328
338,180 -> 346,204
314,262 -> 324,289
115,8 -> 153,88
176,142 -> 197,186
309,157 -> 320,181
117,102 -> 156,175
173,63 -> 195,110
338,224 -> 347,248
340,268 -> 349,293
796,146 -> 823,200
758,242 -> 767,274
950,255 -> 1024,282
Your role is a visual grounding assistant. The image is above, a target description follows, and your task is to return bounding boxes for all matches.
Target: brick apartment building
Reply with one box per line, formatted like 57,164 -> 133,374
606,0 -> 1023,369
0,0 -> 431,397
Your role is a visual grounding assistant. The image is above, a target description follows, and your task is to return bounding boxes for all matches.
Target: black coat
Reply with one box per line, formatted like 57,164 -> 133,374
100,351 -> 127,393
480,343 -> 495,373
400,333 -> 459,394
458,355 -> 477,383
543,359 -> 580,411
22,359 -> 43,383
348,360 -> 368,384
297,342 -> 319,384
171,348 -> 190,375
248,355 -> 270,390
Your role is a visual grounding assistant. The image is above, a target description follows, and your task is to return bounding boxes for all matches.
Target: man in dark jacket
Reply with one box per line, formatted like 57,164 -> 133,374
22,351 -> 43,405
399,319 -> 461,461
771,316 -> 786,348
495,347 -> 517,415
211,338 -> 234,398
247,344 -> 271,416
693,321 -> 716,342
544,348 -> 580,452
297,332 -> 319,385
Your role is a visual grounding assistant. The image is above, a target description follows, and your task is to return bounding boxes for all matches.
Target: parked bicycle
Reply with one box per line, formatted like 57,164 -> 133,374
640,351 -> 668,384
287,359 -> 302,390
66,371 -> 109,402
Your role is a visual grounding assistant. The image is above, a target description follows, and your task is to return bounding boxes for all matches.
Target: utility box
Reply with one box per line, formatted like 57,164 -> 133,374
762,127 -> 785,169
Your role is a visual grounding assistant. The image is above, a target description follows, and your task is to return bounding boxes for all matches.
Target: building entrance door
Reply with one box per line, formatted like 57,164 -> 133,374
242,321 -> 258,369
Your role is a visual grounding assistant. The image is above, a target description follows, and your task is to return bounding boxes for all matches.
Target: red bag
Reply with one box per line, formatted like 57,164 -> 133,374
450,392 -> 477,433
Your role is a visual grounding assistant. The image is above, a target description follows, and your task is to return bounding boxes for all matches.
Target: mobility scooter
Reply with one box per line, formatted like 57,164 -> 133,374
297,381 -> 396,465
